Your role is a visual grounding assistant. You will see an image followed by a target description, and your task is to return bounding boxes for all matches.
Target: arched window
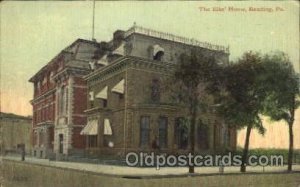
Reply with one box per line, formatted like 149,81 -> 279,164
152,44 -> 164,61
154,51 -> 164,61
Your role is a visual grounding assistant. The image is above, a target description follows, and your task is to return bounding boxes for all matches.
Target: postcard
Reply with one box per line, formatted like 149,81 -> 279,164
0,1 -> 299,187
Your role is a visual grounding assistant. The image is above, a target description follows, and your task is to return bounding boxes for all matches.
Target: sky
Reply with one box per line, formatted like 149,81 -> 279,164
1,1 -> 299,116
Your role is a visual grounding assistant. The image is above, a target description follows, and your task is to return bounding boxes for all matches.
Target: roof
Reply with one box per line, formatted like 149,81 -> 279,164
124,25 -> 230,54
29,38 -> 99,82
29,25 -> 229,82
0,112 -> 32,120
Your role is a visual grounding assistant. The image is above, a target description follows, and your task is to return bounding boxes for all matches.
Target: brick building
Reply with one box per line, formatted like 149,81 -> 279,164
81,25 -> 237,157
29,39 -> 101,158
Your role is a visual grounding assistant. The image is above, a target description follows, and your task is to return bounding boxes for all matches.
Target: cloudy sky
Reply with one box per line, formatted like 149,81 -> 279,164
1,1 -> 299,116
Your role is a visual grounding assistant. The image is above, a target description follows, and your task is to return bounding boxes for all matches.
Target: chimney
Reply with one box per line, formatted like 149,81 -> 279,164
113,30 -> 125,47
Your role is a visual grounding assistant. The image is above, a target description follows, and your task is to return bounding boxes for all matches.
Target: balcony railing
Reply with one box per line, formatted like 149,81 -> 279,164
124,25 -> 230,54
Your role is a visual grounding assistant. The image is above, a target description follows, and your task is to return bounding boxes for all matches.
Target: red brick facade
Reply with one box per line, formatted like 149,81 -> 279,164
29,39 -> 99,158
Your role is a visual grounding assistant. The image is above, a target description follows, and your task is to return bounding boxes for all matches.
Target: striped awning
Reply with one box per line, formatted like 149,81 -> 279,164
111,79 -> 125,94
111,42 -> 125,56
80,120 -> 98,135
95,86 -> 108,99
104,118 -> 112,135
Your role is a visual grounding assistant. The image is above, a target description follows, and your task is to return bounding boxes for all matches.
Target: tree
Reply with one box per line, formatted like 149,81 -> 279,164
261,52 -> 300,172
218,51 -> 268,172
171,49 -> 220,173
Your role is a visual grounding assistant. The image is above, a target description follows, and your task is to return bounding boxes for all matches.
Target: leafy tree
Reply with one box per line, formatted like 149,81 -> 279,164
171,49 -> 220,173
261,52 -> 300,172
218,51 -> 268,172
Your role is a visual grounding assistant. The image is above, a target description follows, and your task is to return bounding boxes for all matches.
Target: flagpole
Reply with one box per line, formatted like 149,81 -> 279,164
92,0 -> 95,40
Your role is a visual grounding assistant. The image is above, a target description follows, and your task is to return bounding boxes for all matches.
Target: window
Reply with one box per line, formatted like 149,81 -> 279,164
88,135 -> 98,147
50,71 -> 54,84
42,76 -> 47,86
175,118 -> 188,149
33,112 -> 37,124
213,122 -> 219,150
59,134 -> 63,154
59,86 -> 68,116
41,107 -> 44,121
197,120 -> 209,150
227,128 -> 231,147
103,135 -> 114,147
65,88 -> 68,113
34,82 -> 38,95
59,86 -> 64,115
152,44 -> 164,61
119,93 -> 124,100
90,101 -> 94,108
103,99 -> 107,108
37,82 -> 40,93
158,117 -> 168,148
140,116 -> 150,147
151,79 -> 160,103
153,51 -> 164,61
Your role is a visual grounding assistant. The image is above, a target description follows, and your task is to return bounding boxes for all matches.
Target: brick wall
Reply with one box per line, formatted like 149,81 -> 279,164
128,34 -> 229,65
85,58 -> 236,156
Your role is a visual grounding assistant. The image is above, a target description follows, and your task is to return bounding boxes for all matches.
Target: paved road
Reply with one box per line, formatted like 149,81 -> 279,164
2,155 -> 300,177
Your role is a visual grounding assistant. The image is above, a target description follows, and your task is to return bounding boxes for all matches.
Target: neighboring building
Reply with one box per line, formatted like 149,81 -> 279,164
81,25 -> 236,156
0,112 -> 32,154
29,39 -> 101,158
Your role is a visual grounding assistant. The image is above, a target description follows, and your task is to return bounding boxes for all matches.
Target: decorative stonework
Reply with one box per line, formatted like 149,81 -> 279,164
68,76 -> 74,124
87,57 -> 173,87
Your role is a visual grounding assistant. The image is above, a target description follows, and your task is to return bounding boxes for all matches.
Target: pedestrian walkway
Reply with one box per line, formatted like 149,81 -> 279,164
2,155 -> 300,177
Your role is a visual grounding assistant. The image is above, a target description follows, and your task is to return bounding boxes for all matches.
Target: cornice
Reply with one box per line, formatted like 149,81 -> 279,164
86,56 -> 175,86
31,88 -> 56,104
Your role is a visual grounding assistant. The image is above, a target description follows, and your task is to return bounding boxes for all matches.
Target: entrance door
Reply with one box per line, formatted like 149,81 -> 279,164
59,134 -> 63,154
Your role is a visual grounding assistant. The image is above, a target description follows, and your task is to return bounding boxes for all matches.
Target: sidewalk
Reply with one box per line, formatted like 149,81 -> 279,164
2,155 -> 300,177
